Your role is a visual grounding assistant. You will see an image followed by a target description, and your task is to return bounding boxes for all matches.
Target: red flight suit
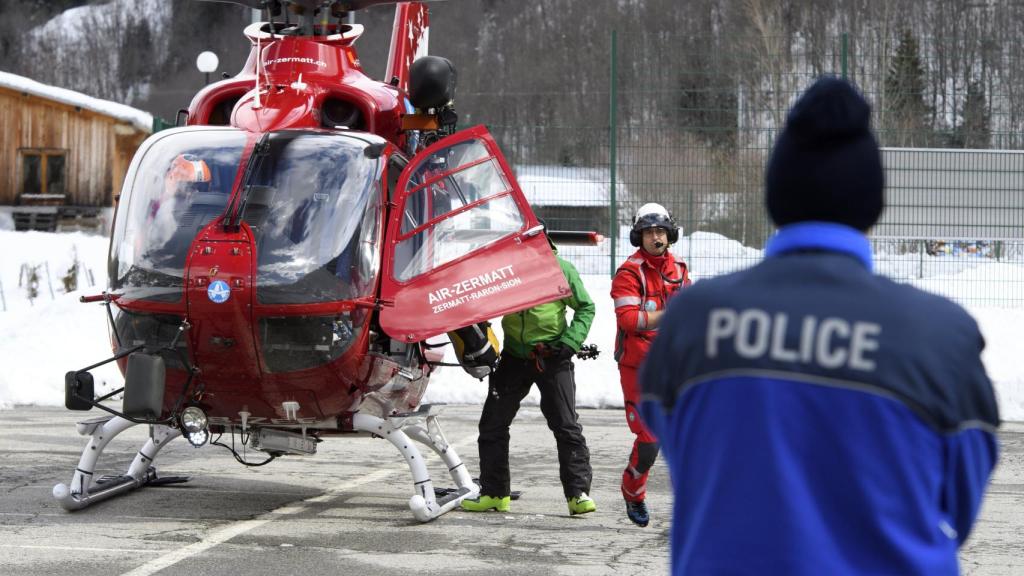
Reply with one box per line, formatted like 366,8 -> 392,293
612,248 -> 690,502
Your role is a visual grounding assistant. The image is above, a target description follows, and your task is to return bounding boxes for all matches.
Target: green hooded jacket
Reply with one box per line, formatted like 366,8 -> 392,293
501,255 -> 595,359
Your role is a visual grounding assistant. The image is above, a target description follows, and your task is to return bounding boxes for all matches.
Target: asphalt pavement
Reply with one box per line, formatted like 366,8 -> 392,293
0,405 -> 1020,575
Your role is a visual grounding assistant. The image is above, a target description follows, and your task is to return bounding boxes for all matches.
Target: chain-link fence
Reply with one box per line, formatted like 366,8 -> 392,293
475,30 -> 1024,308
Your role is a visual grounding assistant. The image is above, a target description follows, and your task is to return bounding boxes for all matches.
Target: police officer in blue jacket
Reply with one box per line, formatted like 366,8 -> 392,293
640,77 -> 1000,576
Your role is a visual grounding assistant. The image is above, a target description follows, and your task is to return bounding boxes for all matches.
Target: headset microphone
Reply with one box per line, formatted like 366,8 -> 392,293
654,241 -> 665,249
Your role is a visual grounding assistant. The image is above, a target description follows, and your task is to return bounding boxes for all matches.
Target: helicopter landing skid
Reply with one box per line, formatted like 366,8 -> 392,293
353,409 -> 479,522
52,415 -> 181,511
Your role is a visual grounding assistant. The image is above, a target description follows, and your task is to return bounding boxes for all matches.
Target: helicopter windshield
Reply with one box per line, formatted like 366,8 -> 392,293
111,129 -> 247,301
238,131 -> 383,304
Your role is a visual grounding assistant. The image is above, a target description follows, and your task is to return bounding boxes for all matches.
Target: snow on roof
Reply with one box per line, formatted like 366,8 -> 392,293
514,165 -> 627,207
0,70 -> 153,132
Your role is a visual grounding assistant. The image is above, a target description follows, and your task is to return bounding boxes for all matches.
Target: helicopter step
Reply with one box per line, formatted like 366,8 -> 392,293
52,416 -> 181,511
353,406 -> 479,522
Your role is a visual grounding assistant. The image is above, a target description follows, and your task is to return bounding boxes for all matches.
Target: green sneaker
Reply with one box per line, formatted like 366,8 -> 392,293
461,495 -> 511,512
567,492 -> 597,515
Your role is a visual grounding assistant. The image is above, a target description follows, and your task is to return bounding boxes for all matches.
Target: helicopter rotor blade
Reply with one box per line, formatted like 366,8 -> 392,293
335,0 -> 447,10
194,0 -> 448,12
194,0 -> 266,9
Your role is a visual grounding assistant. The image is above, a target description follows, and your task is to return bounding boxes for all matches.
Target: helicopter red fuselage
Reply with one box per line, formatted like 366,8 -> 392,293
106,10 -> 567,428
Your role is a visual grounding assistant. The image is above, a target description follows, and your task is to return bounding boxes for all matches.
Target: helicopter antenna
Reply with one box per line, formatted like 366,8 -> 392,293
385,2 -> 429,93
253,35 -> 263,109
264,2 -> 275,39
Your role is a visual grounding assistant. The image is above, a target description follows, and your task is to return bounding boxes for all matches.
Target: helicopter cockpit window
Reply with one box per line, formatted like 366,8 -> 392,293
110,129 -> 247,301
394,138 -> 523,282
238,132 -> 383,305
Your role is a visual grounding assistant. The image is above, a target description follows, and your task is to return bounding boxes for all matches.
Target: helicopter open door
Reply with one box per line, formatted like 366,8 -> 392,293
380,126 -> 569,342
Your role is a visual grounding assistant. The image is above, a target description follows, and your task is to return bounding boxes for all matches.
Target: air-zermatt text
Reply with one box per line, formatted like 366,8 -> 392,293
428,265 -> 521,314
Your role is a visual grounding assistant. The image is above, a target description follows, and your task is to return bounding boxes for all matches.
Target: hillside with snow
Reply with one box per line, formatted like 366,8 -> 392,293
21,0 -> 173,107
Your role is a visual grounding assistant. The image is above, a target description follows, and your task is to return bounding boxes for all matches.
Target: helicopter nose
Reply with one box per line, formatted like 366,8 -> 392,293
185,235 -> 261,383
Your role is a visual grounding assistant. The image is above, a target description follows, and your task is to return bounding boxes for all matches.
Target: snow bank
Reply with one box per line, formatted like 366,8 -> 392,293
971,308 -> 1024,421
0,288 -> 123,407
1,229 -> 1021,422
0,231 -> 118,407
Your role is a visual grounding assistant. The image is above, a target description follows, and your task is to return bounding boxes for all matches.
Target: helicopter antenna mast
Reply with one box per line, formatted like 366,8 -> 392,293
253,34 -> 263,109
385,2 -> 429,92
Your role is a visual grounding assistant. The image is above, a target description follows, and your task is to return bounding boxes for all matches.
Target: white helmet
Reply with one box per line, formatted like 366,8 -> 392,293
631,203 -> 679,246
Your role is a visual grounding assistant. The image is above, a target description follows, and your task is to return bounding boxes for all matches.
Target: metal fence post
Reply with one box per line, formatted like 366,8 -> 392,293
919,239 -> 925,279
609,29 -> 619,277
841,32 -> 849,80
688,188 -> 694,267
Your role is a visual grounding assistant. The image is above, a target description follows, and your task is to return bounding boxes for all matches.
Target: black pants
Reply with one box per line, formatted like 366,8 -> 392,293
477,353 -> 593,499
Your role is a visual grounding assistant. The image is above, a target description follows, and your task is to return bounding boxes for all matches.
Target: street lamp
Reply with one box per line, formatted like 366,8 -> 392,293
196,51 -> 219,85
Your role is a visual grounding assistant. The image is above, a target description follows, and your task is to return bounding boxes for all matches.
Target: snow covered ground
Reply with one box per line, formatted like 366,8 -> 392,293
1,226 -> 1022,421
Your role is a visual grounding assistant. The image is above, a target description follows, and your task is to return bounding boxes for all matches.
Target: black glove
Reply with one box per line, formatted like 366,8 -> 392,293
551,344 -> 576,363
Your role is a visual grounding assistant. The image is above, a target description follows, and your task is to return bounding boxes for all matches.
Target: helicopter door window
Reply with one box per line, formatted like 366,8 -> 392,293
408,139 -> 490,186
379,125 -> 569,343
395,193 -> 522,281
400,155 -> 509,235
393,135 -> 523,282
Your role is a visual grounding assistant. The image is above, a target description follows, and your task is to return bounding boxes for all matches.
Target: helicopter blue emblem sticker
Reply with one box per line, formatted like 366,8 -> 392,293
208,280 -> 231,304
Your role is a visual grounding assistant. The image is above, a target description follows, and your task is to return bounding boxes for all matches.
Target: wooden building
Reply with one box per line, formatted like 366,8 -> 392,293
0,71 -> 152,231
515,164 -> 630,234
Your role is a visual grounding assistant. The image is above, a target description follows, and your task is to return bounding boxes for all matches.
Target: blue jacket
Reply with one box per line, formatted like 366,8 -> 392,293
640,222 -> 1000,576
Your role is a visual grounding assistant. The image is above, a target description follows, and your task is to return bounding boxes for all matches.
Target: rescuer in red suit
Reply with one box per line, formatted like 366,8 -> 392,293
611,203 -> 691,527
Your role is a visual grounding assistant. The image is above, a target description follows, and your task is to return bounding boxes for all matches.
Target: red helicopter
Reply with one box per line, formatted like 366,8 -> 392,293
53,0 -> 593,522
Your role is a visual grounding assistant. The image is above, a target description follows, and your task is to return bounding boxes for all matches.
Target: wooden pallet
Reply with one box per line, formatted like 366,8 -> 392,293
10,205 -> 103,232
13,207 -> 59,232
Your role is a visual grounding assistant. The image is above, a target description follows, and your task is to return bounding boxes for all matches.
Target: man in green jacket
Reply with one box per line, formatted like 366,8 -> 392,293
462,247 -> 597,516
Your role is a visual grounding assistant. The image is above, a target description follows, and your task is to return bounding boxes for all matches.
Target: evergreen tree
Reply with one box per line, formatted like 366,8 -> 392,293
957,80 -> 991,149
883,28 -> 932,147
677,60 -> 738,150
119,20 -> 153,105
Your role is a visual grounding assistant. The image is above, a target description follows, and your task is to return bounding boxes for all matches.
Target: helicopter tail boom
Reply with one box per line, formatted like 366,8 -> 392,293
385,2 -> 429,92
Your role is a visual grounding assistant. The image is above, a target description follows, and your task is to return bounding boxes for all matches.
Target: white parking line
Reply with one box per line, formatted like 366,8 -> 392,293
119,434 -> 476,576
0,544 -> 163,554
118,467 -> 396,576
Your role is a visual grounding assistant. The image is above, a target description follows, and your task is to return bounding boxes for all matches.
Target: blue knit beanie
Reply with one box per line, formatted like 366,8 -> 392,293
765,77 -> 885,231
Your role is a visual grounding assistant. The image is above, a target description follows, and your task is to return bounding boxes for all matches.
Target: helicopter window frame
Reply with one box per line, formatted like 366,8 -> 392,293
387,153 -> 408,202
392,192 -> 524,282
390,133 -> 527,284
399,189 -> 515,241
397,156 -> 512,239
